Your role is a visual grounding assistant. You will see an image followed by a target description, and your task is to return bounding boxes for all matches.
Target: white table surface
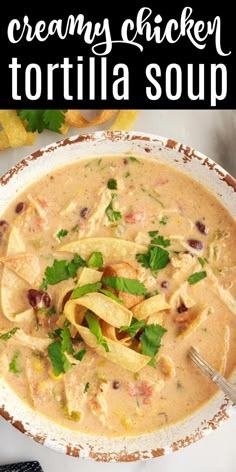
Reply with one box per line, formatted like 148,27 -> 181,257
0,109 -> 235,472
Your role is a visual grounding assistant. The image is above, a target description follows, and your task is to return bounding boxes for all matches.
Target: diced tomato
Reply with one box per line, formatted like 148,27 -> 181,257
125,211 -> 145,224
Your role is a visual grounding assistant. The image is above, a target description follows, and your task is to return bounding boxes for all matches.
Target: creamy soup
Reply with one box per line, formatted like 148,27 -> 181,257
0,155 -> 236,437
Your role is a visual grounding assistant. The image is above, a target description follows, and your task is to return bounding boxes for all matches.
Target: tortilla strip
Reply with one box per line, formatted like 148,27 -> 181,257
65,110 -> 118,128
68,322 -> 150,372
208,270 -> 236,316
59,237 -> 147,264
178,304 -> 213,338
64,292 -> 132,328
0,253 -> 40,284
132,294 -> 170,321
109,110 -> 139,130
100,320 -> 132,346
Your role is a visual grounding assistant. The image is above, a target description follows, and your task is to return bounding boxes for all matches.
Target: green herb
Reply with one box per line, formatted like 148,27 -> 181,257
137,246 -> 170,276
105,193 -> 122,222
40,278 -> 48,290
145,289 -> 159,299
71,282 -> 102,299
48,332 -> 57,339
119,317 -> 145,339
150,235 -> 171,248
61,327 -> 74,355
84,382 -> 90,393
63,319 -> 70,328
148,193 -> 164,206
57,229 -> 68,241
48,340 -> 72,376
102,276 -> 147,296
97,159 -> 102,165
99,289 -> 124,304
9,350 -> 21,374
0,327 -> 20,341
44,254 -> 87,285
87,251 -> 103,268
148,230 -> 159,237
160,216 -> 168,225
124,171 -> 130,178
37,307 -> 47,314
129,156 -> 141,164
140,324 -> 167,367
47,305 -> 56,317
85,311 -> 109,352
72,224 -> 79,232
107,178 -> 117,190
187,271 -> 207,285
17,109 -> 67,133
198,257 -> 206,267
73,348 -> 86,361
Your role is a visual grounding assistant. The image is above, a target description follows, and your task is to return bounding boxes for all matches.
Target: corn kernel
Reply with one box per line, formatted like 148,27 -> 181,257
121,417 -> 132,430
33,358 -> 44,372
49,368 -> 62,381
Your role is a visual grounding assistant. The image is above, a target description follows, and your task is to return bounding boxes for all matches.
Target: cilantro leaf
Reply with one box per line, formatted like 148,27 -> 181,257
188,271 -> 207,285
102,276 -> 147,296
119,317 -> 145,339
57,229 -> 68,241
150,235 -> 171,248
61,327 -> 74,355
140,324 -> 167,367
99,288 -> 124,304
148,230 -> 159,237
48,340 -> 72,376
107,178 -> 117,190
67,254 -> 87,278
40,278 -> 48,290
71,282 -> 102,300
47,305 -> 56,317
9,350 -> 21,374
160,216 -> 168,225
72,224 -> 79,232
73,348 -> 86,361
124,171 -> 130,178
87,251 -> 103,268
136,253 -> 150,268
129,156 -> 141,164
198,257 -> 206,267
45,259 -> 69,285
17,109 -> 67,134
136,246 -> 170,275
105,193 -> 122,222
0,327 -> 20,341
85,311 -> 109,352
84,382 -> 90,393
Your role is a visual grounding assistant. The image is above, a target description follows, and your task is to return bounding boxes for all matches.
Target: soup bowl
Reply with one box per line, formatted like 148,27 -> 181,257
0,130 -> 235,462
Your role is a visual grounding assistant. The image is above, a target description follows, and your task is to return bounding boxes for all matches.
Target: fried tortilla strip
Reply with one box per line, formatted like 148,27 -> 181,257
0,129 -> 10,150
110,110 -> 139,130
64,292 -> 132,328
0,110 -> 28,147
65,110 -> 118,128
0,253 -> 40,284
132,294 -> 170,321
178,304 -> 213,338
59,237 -> 147,264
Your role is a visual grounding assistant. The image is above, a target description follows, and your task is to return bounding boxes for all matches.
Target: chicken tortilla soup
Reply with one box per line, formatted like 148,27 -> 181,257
0,155 -> 236,437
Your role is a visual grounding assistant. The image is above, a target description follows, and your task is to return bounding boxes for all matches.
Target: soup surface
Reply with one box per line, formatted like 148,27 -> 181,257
0,155 -> 236,437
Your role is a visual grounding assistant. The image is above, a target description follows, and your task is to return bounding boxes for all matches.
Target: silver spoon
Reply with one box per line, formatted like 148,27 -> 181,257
188,346 -> 236,404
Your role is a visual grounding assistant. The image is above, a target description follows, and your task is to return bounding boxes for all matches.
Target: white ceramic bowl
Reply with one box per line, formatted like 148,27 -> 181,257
0,130 -> 235,462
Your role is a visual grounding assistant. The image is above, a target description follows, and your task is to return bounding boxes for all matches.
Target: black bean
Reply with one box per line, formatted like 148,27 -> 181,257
112,380 -> 120,390
0,220 -> 9,232
15,201 -> 27,214
195,221 -> 208,235
161,281 -> 169,289
187,239 -> 203,250
177,303 -> 188,313
27,289 -> 51,310
80,207 -> 89,219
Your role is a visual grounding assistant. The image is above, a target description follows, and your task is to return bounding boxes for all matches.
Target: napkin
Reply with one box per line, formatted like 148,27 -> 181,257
0,462 -> 44,472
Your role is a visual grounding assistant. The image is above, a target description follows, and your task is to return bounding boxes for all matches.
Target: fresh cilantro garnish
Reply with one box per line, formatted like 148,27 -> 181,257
137,246 -> 170,276
84,382 -> 90,393
124,171 -> 130,178
187,271 -> 207,285
72,224 -> 79,232
48,340 -> 72,376
47,305 -> 56,317
61,327 -> 74,355
160,216 -> 168,225
9,350 -> 21,374
71,282 -> 102,300
102,276 -> 147,296
119,317 -> 145,339
57,229 -> 68,241
150,235 -> 171,248
17,110 -> 67,133
129,156 -> 141,164
198,257 -> 206,267
140,324 -> 167,367
40,278 -> 48,290
107,178 -> 117,190
73,348 -> 86,361
99,288 -> 124,304
0,327 -> 20,341
63,319 -> 70,328
145,289 -> 159,299
148,230 -> 159,237
105,193 -> 122,222
87,251 -> 103,268
85,310 -> 109,352
44,254 -> 87,285
48,332 -> 57,339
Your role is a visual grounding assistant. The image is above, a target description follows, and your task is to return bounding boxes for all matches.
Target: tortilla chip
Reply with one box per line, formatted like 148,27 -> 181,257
0,129 -> 10,150
0,110 -> 28,147
0,253 -> 40,284
110,110 -> 139,130
132,294 -> 170,321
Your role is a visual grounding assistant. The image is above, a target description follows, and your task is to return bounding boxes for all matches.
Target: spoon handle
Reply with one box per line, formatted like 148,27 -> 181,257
188,346 -> 236,404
